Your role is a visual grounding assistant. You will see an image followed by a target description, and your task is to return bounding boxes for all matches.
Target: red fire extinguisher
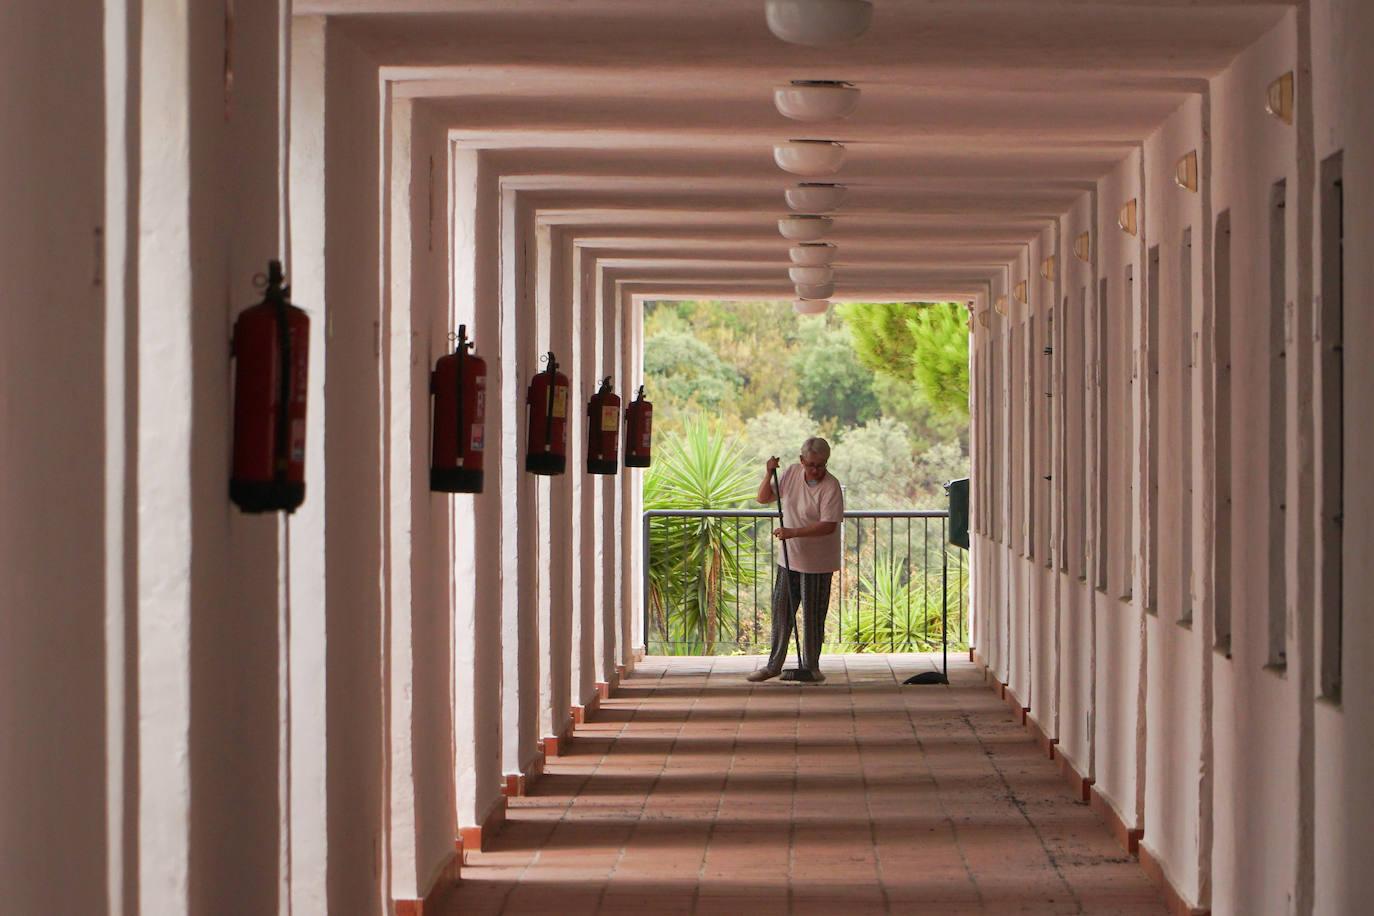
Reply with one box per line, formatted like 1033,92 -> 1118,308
623,385 -> 652,468
430,324 -> 487,493
230,259 -> 309,513
586,376 -> 621,475
525,351 -> 569,475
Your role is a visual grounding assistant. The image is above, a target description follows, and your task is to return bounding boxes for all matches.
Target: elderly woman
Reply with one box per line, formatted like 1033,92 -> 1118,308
748,437 -> 844,683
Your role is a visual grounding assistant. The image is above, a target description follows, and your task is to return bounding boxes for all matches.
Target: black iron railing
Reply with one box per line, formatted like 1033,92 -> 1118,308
642,509 -> 967,656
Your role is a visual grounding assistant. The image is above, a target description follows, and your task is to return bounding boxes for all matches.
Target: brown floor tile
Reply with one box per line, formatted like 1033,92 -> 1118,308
436,655 -> 1168,916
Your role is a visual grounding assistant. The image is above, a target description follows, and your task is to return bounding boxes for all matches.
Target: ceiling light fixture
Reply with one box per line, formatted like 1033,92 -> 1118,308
1266,72 -> 1294,125
785,182 -> 847,212
774,139 -> 846,176
766,0 -> 873,46
1175,151 -> 1199,192
789,242 -> 836,266
1118,198 -> 1138,235
788,265 -> 834,285
1073,232 -> 1091,262
796,280 -> 835,300
774,80 -> 860,121
793,298 -> 831,315
778,214 -> 833,241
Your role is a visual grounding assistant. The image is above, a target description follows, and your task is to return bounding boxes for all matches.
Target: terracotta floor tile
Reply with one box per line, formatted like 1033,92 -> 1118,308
437,655 -> 1167,916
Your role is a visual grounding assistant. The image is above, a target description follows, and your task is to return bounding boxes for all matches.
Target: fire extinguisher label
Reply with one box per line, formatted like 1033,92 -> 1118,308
601,405 -> 619,430
470,424 -> 484,451
550,386 -> 568,419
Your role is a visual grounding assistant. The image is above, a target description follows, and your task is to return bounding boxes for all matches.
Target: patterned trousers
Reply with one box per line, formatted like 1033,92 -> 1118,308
765,566 -> 834,673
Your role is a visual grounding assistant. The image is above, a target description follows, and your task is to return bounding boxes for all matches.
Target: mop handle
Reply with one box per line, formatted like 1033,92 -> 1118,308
771,466 -> 805,667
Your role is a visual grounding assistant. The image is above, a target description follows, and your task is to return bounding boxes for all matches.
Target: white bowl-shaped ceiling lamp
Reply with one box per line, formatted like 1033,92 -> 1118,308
793,298 -> 831,315
778,214 -> 833,241
774,80 -> 861,121
785,182 -> 847,212
789,242 -> 836,266
766,0 -> 873,46
796,280 -> 835,300
789,265 -> 834,285
773,139 -> 846,176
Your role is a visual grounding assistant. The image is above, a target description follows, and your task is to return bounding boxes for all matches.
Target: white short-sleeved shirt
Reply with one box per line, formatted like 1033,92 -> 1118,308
773,462 -> 844,573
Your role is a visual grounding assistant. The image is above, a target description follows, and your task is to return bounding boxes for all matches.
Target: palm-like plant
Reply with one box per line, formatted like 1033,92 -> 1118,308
644,418 -> 760,654
841,553 -> 968,652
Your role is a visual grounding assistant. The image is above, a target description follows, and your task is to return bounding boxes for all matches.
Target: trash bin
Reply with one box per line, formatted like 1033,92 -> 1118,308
945,477 -> 969,549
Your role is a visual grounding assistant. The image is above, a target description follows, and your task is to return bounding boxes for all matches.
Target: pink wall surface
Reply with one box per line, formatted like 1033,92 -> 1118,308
0,4 -> 108,912
322,21 -> 387,912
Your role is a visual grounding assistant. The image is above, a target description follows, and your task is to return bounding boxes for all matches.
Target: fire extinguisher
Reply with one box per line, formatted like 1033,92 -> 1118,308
230,259 -> 309,513
623,385 -> 652,468
525,351 -> 569,475
586,376 -> 621,475
430,324 -> 487,493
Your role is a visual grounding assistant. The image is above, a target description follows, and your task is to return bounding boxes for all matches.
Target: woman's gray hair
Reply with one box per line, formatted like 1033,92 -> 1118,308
800,437 -> 831,462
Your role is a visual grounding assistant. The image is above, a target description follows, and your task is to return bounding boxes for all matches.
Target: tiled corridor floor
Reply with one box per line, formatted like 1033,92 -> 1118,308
438,655 -> 1168,915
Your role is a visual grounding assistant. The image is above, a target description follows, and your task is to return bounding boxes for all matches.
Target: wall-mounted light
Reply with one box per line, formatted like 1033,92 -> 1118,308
1175,150 -> 1199,192
1073,231 -> 1091,262
994,294 -> 1007,316
774,80 -> 860,121
796,280 -> 835,299
1118,198 -> 1138,236
1014,280 -> 1027,304
789,265 -> 834,285
766,0 -> 873,46
1039,255 -> 1056,282
778,214 -> 833,240
978,309 -> 992,328
773,139 -> 846,176
793,298 -> 831,315
789,242 -> 836,266
785,182 -> 846,212
1266,71 -> 1294,125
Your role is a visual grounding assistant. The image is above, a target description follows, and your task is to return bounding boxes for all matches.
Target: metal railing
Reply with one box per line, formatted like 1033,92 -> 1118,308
642,509 -> 967,656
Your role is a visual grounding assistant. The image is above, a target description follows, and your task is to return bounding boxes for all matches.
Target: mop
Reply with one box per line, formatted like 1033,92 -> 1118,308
771,465 -> 819,684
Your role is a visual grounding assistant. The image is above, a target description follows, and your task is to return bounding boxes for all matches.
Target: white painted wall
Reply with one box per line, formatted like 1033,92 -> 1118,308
320,20 -> 387,912
1140,94 -> 1209,906
0,4 -> 108,913
972,6 -> 1374,912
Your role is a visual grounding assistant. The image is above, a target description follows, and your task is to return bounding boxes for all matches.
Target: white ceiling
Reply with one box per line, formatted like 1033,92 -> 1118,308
300,0 -> 1290,302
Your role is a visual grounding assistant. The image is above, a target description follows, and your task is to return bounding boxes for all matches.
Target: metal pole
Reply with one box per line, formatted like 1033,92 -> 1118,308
772,467 -> 806,675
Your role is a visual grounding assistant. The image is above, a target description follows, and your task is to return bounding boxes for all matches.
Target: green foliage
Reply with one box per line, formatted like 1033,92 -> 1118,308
642,418 -> 760,655
790,327 -> 880,428
827,418 -> 918,510
839,301 -> 971,422
642,330 -> 742,426
641,299 -> 970,511
736,410 -> 818,483
839,553 -> 970,653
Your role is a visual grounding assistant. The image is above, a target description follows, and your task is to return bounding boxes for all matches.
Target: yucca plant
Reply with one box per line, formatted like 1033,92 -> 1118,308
643,418 -> 760,655
842,553 -> 966,652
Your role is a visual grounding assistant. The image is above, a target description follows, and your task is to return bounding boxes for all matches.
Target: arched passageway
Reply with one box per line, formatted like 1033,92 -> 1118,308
2,1 -> 1373,914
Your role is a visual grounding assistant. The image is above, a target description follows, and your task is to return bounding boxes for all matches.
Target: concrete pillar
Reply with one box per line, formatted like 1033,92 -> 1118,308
0,4 -> 110,913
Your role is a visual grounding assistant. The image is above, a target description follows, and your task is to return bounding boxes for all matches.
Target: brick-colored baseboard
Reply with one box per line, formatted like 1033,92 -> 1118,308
540,714 -> 576,757
1054,747 -> 1094,803
1139,843 -> 1210,915
1089,785 -> 1143,856
459,796 -> 508,858
972,653 -> 1198,914
393,851 -> 462,916
1026,714 -> 1058,759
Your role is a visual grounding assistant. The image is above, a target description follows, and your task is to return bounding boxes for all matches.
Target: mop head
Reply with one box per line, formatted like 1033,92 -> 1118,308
780,668 -> 820,683
903,670 -> 949,685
